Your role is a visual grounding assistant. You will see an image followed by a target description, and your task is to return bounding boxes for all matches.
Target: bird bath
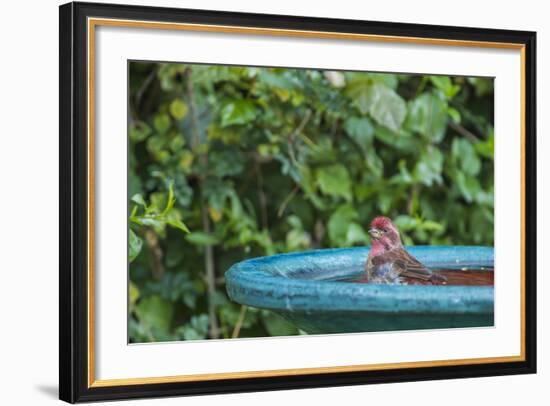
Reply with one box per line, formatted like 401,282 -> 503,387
225,246 -> 494,334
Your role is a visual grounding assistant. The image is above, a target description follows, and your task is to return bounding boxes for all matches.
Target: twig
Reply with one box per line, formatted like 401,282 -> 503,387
290,110 -> 312,139
313,219 -> 326,248
287,110 -> 312,167
255,161 -> 269,230
277,186 -> 299,218
407,184 -> 420,215
331,116 -> 341,141
231,305 -> 248,338
135,65 -> 159,112
449,121 -> 479,142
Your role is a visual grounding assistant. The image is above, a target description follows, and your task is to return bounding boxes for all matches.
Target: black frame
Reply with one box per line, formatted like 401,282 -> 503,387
60,1 -> 537,403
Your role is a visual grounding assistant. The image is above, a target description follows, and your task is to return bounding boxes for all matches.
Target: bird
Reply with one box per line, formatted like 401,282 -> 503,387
365,216 -> 447,285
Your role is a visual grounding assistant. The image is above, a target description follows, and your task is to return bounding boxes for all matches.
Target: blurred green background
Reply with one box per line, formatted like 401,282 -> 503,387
128,62 -> 494,343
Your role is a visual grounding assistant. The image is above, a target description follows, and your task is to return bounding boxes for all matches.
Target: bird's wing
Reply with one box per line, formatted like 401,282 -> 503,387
371,248 -> 434,281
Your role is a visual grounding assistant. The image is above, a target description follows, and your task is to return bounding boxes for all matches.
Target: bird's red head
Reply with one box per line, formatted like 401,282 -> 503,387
368,216 -> 402,254
370,216 -> 394,231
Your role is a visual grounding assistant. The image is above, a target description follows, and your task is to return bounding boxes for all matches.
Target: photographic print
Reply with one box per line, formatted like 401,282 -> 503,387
128,62 -> 495,343
60,3 -> 535,401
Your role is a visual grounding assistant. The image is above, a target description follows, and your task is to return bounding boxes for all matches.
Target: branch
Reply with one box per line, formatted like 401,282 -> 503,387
449,121 -> 479,142
184,68 -> 202,151
201,205 -> 219,339
185,67 -> 220,339
143,228 -> 164,280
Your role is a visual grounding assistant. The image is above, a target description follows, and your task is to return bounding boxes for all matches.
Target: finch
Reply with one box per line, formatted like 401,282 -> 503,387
365,216 -> 447,285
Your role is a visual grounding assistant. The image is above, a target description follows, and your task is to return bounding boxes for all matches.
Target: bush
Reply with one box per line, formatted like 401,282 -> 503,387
128,63 -> 494,342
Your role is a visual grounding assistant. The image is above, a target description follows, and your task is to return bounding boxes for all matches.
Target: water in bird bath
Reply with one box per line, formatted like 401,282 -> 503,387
336,267 -> 494,286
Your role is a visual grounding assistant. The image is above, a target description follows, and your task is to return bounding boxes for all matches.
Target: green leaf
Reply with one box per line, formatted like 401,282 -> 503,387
169,133 -> 186,152
452,138 -> 481,176
406,92 -> 448,142
344,116 -> 374,151
202,178 -> 234,213
467,77 -> 494,96
129,121 -> 152,142
146,135 -> 167,157
447,107 -> 461,123
161,182 -> 176,215
476,189 -> 494,207
169,99 -> 188,120
368,73 -> 399,89
429,76 -> 461,99
286,215 -> 303,230
414,146 -> 444,186
286,229 -> 311,251
178,149 -> 194,171
257,69 -> 299,90
135,295 -> 173,336
394,215 -> 418,231
327,204 -> 357,246
220,100 -> 257,127
390,159 -> 414,185
361,83 -> 407,132
136,217 -> 165,231
209,149 -> 244,177
167,219 -> 190,233
297,166 -> 326,210
177,314 -> 209,340
455,171 -> 481,203
365,148 -> 384,178
421,220 -> 445,232
346,223 -> 369,245
186,232 -> 220,246
286,214 -> 311,251
373,125 -> 418,152
153,113 -> 171,134
131,194 -> 147,207
129,281 -> 140,311
129,229 -> 143,263
377,189 -> 394,214
315,164 -> 352,201
475,132 -> 494,160
345,78 -> 371,115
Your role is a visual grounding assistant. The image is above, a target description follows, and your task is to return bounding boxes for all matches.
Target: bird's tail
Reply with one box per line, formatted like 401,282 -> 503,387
429,273 -> 448,283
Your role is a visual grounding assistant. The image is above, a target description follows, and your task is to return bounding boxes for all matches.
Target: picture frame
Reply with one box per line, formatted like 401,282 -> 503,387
59,1 -> 536,403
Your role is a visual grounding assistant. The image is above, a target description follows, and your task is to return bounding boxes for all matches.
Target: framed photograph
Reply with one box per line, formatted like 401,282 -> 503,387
59,1 -> 536,403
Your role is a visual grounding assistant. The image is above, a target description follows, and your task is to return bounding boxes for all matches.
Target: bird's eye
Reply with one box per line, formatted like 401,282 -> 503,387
382,228 -> 388,233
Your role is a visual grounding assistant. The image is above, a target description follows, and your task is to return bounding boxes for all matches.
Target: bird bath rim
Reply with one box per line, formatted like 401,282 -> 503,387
225,246 -> 494,315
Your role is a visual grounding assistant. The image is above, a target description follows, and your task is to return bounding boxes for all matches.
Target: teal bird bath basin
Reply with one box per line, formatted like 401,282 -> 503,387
225,246 -> 494,334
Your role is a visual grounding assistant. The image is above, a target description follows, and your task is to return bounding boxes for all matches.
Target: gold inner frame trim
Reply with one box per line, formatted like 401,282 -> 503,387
87,17 -> 527,388
90,355 -> 524,388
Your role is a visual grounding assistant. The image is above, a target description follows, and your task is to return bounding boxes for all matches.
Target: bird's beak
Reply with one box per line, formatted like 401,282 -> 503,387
368,228 -> 381,239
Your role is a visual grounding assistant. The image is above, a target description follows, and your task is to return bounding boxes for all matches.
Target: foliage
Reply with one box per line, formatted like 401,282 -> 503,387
128,63 -> 494,342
